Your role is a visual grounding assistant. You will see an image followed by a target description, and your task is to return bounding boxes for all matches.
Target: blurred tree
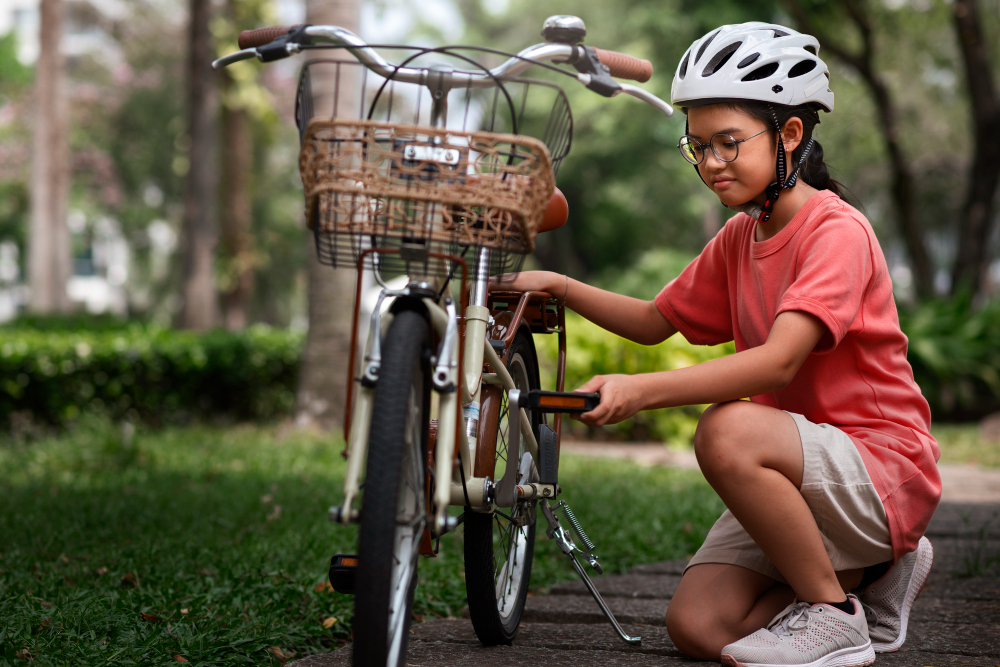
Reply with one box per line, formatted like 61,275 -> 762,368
784,0 -> 933,298
950,0 -> 1000,298
28,0 -> 72,313
0,32 -> 33,261
296,0 -> 360,428
180,0 -> 219,330
213,0 -> 279,329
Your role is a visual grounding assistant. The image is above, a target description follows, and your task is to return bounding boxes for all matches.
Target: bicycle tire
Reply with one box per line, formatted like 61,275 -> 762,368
353,308 -> 431,667
463,328 -> 540,645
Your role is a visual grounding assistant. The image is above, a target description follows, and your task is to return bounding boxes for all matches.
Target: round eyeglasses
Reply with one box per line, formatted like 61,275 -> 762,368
677,128 -> 770,165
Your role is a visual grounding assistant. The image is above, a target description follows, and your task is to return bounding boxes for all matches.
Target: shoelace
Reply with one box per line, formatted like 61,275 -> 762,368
767,602 -> 813,638
858,599 -> 879,628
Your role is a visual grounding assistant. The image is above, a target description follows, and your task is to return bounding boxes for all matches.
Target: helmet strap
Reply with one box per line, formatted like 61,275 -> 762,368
758,105 -> 816,222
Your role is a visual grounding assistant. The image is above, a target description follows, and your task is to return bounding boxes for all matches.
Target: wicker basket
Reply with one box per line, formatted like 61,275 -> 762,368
299,118 -> 555,272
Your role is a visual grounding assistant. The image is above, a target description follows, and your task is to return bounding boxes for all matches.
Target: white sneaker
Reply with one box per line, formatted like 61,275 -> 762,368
721,595 -> 875,667
858,535 -> 933,652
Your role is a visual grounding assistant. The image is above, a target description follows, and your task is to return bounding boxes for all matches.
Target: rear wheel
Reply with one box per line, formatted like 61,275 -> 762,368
353,308 -> 431,667
463,328 -> 540,645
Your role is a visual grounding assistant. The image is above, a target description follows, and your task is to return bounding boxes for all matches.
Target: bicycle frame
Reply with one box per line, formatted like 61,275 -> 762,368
333,245 -> 564,535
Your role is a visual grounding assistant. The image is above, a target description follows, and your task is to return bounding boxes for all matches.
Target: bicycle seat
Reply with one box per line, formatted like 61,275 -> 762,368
539,187 -> 568,234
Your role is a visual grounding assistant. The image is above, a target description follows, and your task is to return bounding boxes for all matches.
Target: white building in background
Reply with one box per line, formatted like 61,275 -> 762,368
0,0 -> 130,321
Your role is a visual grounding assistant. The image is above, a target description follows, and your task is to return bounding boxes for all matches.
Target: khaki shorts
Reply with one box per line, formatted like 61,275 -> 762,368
687,412 -> 893,582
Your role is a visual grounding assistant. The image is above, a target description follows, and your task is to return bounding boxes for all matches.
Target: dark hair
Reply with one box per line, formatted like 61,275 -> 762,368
725,101 -> 845,199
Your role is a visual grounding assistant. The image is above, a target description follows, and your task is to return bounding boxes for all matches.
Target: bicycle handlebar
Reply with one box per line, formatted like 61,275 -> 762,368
215,23 -> 673,116
592,48 -> 652,83
239,25 -> 300,49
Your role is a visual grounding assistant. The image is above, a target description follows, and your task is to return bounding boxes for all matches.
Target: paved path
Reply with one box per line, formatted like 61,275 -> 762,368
292,453 -> 1000,666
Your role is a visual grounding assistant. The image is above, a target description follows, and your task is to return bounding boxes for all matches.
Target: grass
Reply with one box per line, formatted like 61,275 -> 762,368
933,423 -> 1000,468
0,417 -> 723,666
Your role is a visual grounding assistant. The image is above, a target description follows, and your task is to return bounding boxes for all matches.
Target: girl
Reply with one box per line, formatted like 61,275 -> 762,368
498,22 -> 940,667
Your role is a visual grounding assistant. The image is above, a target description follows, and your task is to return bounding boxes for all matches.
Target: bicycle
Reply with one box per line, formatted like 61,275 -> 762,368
213,17 -> 673,666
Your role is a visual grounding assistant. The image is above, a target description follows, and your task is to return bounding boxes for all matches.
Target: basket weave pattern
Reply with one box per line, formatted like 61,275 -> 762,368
299,118 -> 555,256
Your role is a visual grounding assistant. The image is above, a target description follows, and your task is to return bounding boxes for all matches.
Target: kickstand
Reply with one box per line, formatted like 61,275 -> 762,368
541,500 -> 641,645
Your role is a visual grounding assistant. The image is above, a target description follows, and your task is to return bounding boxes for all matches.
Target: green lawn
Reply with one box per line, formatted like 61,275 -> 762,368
0,418 -> 722,666
934,423 -> 1000,468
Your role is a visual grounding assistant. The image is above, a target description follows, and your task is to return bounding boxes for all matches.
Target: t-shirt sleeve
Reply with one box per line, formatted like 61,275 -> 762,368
776,211 -> 874,354
654,223 -> 734,346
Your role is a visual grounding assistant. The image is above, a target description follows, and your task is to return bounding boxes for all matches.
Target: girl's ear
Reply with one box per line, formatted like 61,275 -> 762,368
780,116 -> 805,153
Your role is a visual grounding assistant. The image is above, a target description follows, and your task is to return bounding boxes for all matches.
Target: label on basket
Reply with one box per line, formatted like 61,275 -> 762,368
402,144 -> 461,166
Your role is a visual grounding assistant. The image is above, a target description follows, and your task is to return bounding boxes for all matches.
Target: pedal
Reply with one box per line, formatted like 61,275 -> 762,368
526,390 -> 600,414
538,424 -> 559,486
328,554 -> 358,594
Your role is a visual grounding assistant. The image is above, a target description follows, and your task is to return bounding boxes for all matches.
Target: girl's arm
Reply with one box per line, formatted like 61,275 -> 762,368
492,270 -> 677,345
576,310 -> 826,427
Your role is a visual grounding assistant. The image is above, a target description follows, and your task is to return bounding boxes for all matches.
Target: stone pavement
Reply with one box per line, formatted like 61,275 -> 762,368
291,443 -> 1000,667
292,498 -> 1000,666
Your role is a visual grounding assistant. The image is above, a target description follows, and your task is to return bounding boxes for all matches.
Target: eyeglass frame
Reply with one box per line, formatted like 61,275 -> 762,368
677,127 -> 771,165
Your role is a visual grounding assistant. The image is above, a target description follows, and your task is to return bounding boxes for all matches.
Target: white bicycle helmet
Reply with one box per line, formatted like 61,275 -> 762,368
671,22 -> 834,112
672,23 -> 834,221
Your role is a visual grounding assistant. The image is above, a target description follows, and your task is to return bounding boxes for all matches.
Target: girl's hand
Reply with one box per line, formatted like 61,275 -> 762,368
575,374 -> 646,427
489,270 -> 564,298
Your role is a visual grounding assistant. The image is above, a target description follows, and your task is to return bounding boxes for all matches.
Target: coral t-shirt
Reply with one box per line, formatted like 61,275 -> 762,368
655,190 -> 940,562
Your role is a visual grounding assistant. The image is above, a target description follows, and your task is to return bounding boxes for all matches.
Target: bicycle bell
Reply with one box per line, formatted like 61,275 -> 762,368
542,15 -> 586,44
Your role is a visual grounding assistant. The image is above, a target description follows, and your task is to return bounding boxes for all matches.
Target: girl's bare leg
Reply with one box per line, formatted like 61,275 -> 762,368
667,563 -> 793,659
665,400 -> 867,658
694,401 -> 846,603
666,563 -> 864,659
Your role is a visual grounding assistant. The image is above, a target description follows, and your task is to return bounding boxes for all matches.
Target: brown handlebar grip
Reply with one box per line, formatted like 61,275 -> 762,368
238,25 -> 302,50
593,48 -> 653,83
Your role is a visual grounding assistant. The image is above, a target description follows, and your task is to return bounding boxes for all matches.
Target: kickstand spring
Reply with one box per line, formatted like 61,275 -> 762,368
541,500 -> 641,645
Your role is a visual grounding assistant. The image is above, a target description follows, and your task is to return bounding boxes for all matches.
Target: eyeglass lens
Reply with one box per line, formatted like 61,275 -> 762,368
678,134 -> 741,165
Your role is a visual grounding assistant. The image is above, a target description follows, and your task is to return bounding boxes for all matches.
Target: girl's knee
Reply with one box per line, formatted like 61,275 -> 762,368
694,401 -> 752,475
665,597 -> 721,660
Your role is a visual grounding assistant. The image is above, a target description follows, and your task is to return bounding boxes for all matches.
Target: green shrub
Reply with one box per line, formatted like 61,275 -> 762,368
0,322 -> 304,427
898,296 -> 1000,420
536,312 -> 734,444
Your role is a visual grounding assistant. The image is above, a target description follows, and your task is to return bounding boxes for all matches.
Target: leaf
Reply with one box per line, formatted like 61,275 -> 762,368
266,646 -> 294,666
95,566 -> 108,576
321,616 -> 337,628
314,581 -> 332,593
180,608 -> 189,614
140,612 -> 164,623
120,572 -> 139,588
265,504 -> 282,521
39,601 -> 52,607
173,656 -> 189,663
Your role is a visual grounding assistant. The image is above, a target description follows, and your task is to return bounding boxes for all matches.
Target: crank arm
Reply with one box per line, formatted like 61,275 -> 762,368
540,501 -> 641,645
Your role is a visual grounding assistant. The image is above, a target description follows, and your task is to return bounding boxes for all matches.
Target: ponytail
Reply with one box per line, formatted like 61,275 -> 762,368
797,138 -> 843,198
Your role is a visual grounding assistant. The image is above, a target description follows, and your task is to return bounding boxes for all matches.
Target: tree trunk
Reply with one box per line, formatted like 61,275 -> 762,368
950,0 -> 1000,298
180,0 -> 218,330
296,0 -> 361,429
28,0 -> 71,313
219,73 -> 253,330
783,0 -> 935,298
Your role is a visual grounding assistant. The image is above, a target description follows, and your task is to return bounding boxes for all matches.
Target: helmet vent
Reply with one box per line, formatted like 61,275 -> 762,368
789,60 -> 817,78
695,29 -> 721,63
679,51 -> 690,79
772,29 -> 789,37
737,53 -> 760,69
702,42 -> 741,76
804,44 -> 817,55
741,62 -> 779,82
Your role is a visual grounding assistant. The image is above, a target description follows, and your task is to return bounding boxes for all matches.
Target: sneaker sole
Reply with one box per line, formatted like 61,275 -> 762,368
872,536 -> 934,653
722,642 -> 876,667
